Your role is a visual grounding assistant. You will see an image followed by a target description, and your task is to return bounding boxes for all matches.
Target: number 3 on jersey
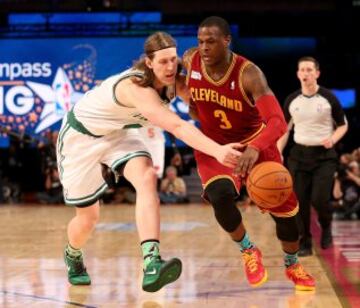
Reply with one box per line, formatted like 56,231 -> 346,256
214,109 -> 232,129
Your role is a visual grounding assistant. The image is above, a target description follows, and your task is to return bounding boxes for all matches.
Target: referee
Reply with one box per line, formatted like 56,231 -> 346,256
278,56 -> 348,257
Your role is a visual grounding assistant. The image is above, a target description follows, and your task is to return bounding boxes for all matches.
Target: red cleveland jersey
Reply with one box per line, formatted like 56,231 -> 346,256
187,50 -> 265,144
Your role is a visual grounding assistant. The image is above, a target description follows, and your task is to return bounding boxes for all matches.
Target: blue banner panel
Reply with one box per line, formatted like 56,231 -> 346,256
331,89 -> 356,109
8,12 -> 162,25
0,36 -> 197,147
236,37 -> 316,58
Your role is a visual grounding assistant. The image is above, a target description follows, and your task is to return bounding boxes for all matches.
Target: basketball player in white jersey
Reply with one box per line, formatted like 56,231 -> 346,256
57,31 -> 242,292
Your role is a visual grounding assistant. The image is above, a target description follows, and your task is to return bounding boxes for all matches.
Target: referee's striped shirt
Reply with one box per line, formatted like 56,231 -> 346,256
284,86 -> 347,146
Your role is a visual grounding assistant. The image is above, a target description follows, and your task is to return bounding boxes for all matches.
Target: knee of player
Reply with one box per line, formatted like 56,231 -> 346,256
205,179 -> 242,231
137,167 -> 158,188
274,215 -> 299,242
79,214 -> 99,230
205,179 -> 237,205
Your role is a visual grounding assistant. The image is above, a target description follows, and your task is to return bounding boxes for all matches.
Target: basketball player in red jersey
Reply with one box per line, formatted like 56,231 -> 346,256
183,16 -> 315,291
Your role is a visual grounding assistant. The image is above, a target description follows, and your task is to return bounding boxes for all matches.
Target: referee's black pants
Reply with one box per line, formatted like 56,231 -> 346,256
287,144 -> 337,246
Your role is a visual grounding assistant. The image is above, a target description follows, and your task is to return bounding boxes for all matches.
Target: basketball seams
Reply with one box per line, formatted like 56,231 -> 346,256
246,161 -> 293,209
247,171 -> 291,188
251,186 -> 292,191
250,189 -> 282,206
251,170 -> 290,186
248,163 -> 262,179
246,163 -> 263,187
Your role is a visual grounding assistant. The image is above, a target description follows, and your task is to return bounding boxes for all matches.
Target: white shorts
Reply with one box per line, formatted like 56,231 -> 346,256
57,120 -> 150,207
138,126 -> 165,178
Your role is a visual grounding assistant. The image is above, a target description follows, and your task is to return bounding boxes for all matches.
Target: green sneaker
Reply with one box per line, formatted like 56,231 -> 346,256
142,257 -> 182,292
64,250 -> 91,285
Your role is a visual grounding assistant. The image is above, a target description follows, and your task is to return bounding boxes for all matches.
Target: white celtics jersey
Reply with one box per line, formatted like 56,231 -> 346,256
71,68 -> 175,136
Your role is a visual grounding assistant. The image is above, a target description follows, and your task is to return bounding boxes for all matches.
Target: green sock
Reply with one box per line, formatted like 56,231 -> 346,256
141,240 -> 160,269
235,233 -> 254,252
66,243 -> 83,258
284,251 -> 298,267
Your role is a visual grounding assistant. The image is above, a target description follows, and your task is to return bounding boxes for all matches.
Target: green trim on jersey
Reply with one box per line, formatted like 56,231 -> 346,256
67,109 -> 103,138
112,70 -> 144,107
57,123 -> 71,181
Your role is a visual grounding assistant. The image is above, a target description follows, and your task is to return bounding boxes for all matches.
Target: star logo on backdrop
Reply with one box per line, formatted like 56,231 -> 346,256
26,67 -> 84,133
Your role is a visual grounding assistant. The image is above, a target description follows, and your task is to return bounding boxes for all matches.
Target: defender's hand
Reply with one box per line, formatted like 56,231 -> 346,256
234,146 -> 260,177
215,143 -> 243,168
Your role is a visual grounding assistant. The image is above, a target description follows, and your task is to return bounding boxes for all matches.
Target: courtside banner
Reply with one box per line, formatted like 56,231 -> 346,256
0,36 -> 195,146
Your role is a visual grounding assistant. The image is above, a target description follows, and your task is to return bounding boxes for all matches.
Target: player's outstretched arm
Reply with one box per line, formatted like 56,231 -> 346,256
126,82 -> 242,168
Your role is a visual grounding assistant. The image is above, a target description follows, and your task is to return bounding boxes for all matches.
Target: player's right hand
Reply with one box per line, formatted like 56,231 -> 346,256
234,145 -> 260,177
215,143 -> 244,168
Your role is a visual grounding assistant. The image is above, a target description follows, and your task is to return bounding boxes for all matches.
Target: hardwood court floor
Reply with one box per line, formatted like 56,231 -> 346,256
0,203 -> 345,307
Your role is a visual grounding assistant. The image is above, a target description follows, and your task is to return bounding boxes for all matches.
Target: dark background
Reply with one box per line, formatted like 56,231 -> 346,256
0,0 -> 359,191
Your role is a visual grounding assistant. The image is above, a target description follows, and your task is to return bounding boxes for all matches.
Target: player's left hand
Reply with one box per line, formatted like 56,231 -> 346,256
234,145 -> 260,177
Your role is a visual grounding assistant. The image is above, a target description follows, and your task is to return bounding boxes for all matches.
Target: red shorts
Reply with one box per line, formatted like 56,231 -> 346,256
195,144 -> 299,218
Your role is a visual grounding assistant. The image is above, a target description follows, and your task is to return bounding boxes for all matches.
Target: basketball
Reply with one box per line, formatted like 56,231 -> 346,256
246,161 -> 293,209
